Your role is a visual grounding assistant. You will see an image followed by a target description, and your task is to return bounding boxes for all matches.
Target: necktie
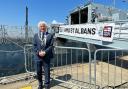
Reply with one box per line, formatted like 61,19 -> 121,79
41,32 -> 46,45
42,33 -> 44,40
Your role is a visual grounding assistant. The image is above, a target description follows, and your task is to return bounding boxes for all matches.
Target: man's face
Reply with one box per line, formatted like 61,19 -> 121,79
39,24 -> 46,32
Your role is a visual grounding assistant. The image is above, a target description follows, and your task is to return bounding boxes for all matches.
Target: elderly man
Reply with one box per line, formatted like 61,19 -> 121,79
33,21 -> 54,89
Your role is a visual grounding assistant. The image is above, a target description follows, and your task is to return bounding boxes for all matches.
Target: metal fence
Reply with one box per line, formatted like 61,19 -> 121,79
23,45 -> 128,89
24,45 -> 99,89
93,49 -> 128,89
51,46 -> 93,89
0,25 -> 37,45
24,44 -> 35,73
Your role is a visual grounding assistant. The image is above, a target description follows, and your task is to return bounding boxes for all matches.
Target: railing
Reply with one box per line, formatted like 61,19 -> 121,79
51,46 -> 93,89
114,21 -> 128,40
24,45 -> 100,89
24,45 -> 128,89
94,49 -> 128,89
24,44 -> 35,73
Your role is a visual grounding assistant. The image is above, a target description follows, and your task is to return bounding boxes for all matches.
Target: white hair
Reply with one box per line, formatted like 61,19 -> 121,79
38,21 -> 47,28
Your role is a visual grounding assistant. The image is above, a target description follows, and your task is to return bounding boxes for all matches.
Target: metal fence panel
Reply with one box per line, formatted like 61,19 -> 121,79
24,45 -> 35,73
24,45 -> 97,89
51,46 -> 92,89
93,49 -> 128,89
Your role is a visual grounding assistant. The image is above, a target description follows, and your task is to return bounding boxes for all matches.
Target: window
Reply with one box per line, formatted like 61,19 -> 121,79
70,7 -> 88,24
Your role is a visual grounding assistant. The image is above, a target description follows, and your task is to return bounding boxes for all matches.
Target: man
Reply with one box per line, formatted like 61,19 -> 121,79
33,21 -> 54,89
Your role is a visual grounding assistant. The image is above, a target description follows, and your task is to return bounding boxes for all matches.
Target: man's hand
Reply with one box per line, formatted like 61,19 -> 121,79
39,50 -> 46,57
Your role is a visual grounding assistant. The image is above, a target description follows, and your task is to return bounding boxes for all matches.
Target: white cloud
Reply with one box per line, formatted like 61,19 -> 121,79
51,20 -> 64,24
52,20 -> 58,24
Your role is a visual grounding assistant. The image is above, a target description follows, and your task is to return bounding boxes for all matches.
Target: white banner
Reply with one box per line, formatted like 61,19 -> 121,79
59,23 -> 115,42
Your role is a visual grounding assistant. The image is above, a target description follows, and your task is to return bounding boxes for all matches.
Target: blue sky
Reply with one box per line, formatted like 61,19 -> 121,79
0,0 -> 128,26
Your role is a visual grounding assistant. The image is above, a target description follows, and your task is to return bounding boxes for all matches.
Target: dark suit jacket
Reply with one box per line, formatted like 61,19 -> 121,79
33,32 -> 54,63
